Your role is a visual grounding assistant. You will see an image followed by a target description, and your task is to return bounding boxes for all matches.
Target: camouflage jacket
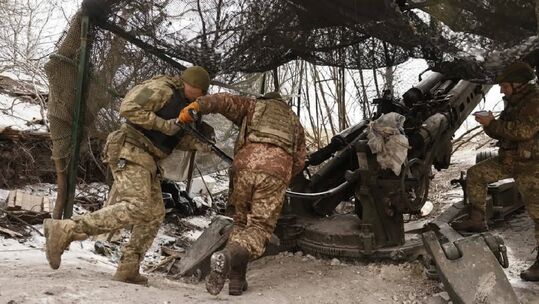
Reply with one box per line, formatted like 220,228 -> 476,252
118,75 -> 205,160
484,83 -> 539,164
197,93 -> 307,184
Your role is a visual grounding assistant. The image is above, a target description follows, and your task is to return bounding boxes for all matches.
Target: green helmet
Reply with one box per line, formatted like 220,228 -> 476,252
496,61 -> 536,84
180,66 -> 210,92
260,91 -> 283,100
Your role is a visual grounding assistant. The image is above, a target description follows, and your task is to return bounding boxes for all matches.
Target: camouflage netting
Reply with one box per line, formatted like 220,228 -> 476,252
77,0 -> 538,79
46,0 -> 539,158
45,0 -> 538,215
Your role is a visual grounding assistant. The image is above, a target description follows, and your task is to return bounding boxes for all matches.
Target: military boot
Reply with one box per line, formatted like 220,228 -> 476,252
44,218 -> 88,269
451,207 -> 488,232
112,254 -> 148,285
521,249 -> 539,282
228,246 -> 250,296
206,246 -> 232,295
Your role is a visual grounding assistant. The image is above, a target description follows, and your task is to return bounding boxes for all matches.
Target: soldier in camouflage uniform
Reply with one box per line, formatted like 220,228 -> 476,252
43,66 -> 212,285
178,91 -> 306,295
451,61 -> 539,281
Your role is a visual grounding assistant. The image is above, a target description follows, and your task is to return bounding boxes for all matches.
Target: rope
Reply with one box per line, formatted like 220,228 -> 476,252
49,53 -> 78,67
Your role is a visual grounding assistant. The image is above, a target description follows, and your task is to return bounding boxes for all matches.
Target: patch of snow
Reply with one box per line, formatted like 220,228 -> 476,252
0,93 -> 47,132
189,175 -> 216,195
0,189 -> 9,204
183,229 -> 203,241
21,183 -> 57,198
0,228 -> 116,270
411,9 -> 431,24
192,196 -> 211,209
420,200 -> 433,217
184,216 -> 211,229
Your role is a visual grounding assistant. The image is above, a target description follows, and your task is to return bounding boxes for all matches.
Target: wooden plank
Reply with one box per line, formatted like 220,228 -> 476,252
0,226 -> 23,238
42,197 -> 51,213
7,191 -> 17,210
18,191 -> 43,212
14,190 -> 23,209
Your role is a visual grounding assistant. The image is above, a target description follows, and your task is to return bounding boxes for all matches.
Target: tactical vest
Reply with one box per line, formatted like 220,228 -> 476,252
237,99 -> 296,155
127,87 -> 188,155
497,84 -> 539,161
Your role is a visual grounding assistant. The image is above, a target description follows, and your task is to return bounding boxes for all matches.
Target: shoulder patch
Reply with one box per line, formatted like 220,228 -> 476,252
132,86 -> 155,106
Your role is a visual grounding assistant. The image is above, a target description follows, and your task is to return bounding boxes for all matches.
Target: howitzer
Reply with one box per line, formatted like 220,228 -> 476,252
283,71 -> 493,257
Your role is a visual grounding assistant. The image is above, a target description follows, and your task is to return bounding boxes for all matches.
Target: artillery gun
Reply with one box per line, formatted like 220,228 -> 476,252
280,71 -> 492,258
277,71 -> 521,302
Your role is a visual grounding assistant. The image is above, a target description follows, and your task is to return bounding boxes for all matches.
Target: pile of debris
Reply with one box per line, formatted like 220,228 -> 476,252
0,189 -> 50,238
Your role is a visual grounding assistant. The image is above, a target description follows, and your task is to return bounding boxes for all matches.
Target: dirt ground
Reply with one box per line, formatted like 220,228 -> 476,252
1,148 -> 539,303
0,240 -> 441,304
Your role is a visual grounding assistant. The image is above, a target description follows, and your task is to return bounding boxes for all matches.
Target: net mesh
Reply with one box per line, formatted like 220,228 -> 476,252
46,0 -> 538,165
83,0 -> 538,79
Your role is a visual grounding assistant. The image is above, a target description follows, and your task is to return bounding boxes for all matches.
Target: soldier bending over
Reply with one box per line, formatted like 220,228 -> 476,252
179,91 -> 307,295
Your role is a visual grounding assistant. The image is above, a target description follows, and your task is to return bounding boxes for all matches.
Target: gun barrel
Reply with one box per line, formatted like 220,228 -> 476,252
308,120 -> 368,166
447,80 -> 493,130
402,72 -> 444,106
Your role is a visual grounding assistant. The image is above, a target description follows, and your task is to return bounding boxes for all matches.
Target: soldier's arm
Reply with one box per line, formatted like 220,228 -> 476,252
120,80 -> 177,134
485,118 -> 539,141
484,107 -> 539,141
175,121 -> 215,151
291,123 -> 307,177
482,121 -> 503,140
197,93 -> 254,126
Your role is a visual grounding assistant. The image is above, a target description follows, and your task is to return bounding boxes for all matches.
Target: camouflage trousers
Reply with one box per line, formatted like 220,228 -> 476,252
73,156 -> 165,264
226,170 -> 287,259
467,156 -> 539,242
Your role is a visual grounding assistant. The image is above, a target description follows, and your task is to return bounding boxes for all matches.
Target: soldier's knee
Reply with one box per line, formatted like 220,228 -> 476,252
466,165 -> 481,180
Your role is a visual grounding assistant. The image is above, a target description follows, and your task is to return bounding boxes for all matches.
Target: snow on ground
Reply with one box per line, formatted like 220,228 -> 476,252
0,93 -> 48,133
0,227 -> 443,304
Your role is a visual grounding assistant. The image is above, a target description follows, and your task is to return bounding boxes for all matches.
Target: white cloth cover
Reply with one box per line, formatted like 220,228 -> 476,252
367,112 -> 409,175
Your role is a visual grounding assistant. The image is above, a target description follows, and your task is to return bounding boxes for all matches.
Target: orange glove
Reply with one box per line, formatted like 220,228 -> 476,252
178,102 -> 200,124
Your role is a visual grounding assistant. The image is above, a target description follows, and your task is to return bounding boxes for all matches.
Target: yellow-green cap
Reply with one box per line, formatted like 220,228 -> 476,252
180,66 -> 210,92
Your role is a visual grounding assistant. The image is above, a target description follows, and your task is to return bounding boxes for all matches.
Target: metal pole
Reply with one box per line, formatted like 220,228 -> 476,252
63,14 -> 91,219
185,151 -> 197,193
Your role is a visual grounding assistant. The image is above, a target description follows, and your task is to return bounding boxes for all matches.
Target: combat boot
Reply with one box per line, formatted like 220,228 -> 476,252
229,246 -> 250,296
451,207 -> 488,232
112,255 -> 148,285
206,246 -> 232,295
521,248 -> 539,282
44,218 -> 88,269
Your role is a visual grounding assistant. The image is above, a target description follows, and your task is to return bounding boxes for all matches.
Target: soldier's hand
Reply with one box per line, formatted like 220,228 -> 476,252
178,102 -> 200,124
475,111 -> 495,126
166,119 -> 182,135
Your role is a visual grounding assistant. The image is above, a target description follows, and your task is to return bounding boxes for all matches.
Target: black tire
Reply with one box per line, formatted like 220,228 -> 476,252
475,150 -> 498,164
